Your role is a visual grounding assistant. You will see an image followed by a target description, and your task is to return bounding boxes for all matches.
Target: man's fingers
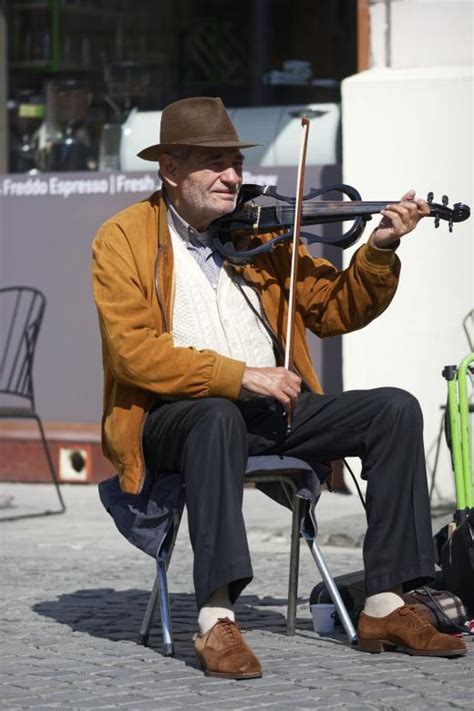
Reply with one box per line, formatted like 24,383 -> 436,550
275,370 -> 301,392
273,385 -> 300,407
272,388 -> 292,409
384,202 -> 417,218
414,198 -> 430,216
373,189 -> 429,247
395,191 -> 430,218
381,200 -> 424,232
279,395 -> 292,409
270,378 -> 301,409
279,368 -> 302,385
280,394 -> 299,410
381,207 -> 410,233
241,366 -> 301,406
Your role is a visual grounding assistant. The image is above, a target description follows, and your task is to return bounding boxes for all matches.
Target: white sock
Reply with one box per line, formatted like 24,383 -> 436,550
197,586 -> 235,635
364,592 -> 404,618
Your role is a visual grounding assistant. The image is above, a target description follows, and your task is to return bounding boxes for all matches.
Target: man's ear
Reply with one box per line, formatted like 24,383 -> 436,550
158,154 -> 179,189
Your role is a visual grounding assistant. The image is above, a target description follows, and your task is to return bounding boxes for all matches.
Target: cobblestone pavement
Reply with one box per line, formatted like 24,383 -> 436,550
1,483 -> 472,710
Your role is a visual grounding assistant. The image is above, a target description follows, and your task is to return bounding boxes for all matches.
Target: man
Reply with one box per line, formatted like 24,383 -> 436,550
92,97 -> 467,678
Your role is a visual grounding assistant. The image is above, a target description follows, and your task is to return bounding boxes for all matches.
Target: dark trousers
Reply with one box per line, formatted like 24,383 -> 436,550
143,388 -> 435,610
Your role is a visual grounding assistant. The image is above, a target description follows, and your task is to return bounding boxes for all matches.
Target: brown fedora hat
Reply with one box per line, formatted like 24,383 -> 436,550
137,96 -> 260,162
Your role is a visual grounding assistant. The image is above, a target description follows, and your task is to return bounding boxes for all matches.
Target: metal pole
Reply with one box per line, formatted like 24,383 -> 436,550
138,574 -> 159,647
157,559 -> 174,656
287,495 -> 301,635
307,538 -> 357,645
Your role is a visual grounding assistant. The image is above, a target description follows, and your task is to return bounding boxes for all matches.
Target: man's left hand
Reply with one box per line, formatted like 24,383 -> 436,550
371,190 -> 430,249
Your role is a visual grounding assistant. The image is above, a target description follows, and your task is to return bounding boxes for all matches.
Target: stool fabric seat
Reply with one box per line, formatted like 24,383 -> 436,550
99,471 -> 184,562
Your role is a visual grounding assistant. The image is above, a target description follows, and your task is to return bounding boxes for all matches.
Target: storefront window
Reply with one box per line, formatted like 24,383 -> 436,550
5,0 -> 357,172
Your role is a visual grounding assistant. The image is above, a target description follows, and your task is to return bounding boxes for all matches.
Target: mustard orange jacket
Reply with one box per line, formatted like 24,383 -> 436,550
92,191 -> 400,493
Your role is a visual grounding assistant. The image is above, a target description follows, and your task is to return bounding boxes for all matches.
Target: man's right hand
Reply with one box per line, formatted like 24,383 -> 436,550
241,367 -> 302,409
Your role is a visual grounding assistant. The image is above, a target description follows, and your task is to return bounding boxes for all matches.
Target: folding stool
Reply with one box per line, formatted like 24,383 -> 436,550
122,455 -> 358,656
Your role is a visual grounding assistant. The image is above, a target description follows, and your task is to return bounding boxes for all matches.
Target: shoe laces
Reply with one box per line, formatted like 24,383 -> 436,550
217,617 -> 239,641
400,605 -> 432,630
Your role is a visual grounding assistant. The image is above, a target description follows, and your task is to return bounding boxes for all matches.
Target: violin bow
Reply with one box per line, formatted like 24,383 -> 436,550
284,116 -> 310,431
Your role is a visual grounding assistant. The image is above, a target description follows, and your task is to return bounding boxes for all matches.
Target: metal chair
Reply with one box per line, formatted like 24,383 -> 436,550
133,455 -> 357,656
0,286 -> 66,520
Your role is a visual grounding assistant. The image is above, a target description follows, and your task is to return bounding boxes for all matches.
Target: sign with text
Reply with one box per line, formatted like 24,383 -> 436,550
0,170 -> 280,200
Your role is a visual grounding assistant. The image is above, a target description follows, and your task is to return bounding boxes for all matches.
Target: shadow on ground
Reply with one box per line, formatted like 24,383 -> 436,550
33,589 -> 316,666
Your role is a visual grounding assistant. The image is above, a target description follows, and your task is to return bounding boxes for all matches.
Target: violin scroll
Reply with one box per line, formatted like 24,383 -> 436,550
427,191 -> 470,232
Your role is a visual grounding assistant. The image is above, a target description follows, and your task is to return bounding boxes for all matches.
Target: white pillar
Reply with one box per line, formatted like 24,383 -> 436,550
342,0 -> 473,498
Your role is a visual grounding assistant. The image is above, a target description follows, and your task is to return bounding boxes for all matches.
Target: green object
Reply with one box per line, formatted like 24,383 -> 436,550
444,354 -> 474,513
458,354 -> 474,507
18,103 -> 45,118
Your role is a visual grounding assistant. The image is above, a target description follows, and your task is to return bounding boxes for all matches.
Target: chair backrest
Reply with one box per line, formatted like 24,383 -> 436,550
0,286 -> 46,407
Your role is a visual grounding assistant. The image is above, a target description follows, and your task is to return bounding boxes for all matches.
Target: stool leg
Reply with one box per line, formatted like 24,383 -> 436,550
307,538 -> 358,645
139,574 -> 159,647
138,560 -> 175,656
157,558 -> 175,657
286,495 -> 300,635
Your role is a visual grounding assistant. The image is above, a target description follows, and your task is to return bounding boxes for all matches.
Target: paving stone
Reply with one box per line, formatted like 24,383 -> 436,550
1,483 -> 473,711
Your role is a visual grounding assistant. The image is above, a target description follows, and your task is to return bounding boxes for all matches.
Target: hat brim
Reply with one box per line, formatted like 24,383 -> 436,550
137,140 -> 261,162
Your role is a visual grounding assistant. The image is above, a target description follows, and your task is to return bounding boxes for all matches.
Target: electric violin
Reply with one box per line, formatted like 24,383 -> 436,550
209,183 -> 471,265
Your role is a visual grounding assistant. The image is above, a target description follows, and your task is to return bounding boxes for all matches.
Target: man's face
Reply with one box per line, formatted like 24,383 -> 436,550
164,147 -> 244,231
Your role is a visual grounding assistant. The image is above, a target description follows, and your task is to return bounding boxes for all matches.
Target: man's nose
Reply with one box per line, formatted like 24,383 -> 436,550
220,167 -> 241,185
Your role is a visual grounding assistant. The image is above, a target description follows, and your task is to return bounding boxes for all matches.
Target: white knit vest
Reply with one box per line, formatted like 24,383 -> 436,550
170,229 -> 276,367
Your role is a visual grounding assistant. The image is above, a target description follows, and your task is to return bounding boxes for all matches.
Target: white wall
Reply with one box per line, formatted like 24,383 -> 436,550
342,2 -> 473,499
370,0 -> 474,69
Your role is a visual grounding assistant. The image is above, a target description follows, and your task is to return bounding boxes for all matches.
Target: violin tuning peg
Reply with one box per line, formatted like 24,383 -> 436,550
442,194 -> 449,206
427,192 -> 434,204
434,215 -> 440,228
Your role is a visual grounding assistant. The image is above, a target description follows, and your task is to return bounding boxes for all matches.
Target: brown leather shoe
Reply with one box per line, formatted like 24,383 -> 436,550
194,617 -> 262,679
358,605 -> 467,657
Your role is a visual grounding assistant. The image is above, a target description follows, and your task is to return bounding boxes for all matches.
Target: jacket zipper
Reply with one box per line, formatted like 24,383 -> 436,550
138,241 -> 170,494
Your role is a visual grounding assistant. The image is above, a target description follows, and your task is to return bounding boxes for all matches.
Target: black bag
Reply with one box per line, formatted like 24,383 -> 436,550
434,509 -> 474,615
309,570 -> 366,624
